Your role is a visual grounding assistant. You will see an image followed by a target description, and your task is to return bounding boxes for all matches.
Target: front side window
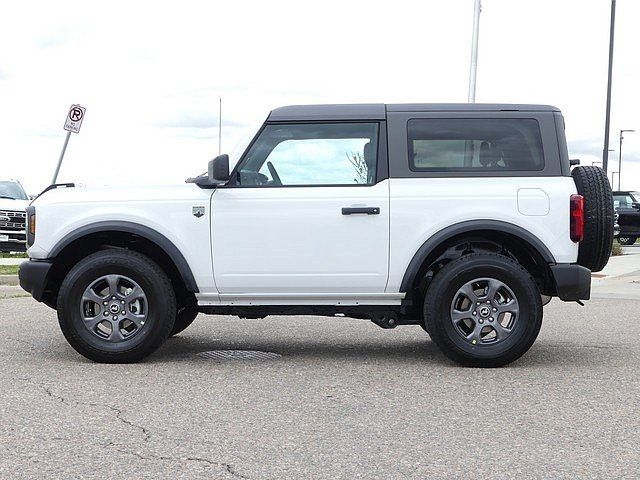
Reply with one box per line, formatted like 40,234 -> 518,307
407,118 -> 544,172
235,123 -> 379,186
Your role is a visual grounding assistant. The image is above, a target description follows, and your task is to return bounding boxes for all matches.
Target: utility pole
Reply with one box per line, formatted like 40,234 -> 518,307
618,129 -> 635,189
602,0 -> 616,173
467,0 -> 482,102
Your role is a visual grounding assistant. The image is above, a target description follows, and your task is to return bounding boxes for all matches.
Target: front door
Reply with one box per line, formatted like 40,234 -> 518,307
211,121 -> 389,297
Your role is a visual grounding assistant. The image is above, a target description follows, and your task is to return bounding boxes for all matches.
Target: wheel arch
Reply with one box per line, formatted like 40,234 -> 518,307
42,221 -> 198,308
399,220 -> 556,311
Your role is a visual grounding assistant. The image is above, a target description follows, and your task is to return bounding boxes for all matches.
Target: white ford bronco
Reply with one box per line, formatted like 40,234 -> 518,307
19,104 -> 614,366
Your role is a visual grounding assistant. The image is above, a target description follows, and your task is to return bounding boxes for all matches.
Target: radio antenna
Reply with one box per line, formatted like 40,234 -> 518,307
218,97 -> 222,155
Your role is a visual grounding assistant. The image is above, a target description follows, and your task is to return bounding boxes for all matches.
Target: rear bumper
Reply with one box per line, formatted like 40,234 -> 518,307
550,264 -> 591,301
19,260 -> 53,302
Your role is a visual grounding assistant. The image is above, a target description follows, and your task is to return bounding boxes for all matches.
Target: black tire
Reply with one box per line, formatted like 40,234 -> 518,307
618,236 -> 636,246
170,307 -> 199,336
57,250 -> 176,363
571,166 -> 614,272
423,253 -> 542,368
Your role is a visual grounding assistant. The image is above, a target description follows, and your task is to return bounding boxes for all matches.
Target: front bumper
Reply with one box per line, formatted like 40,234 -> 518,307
19,260 -> 53,302
0,230 -> 27,252
0,241 -> 26,252
550,264 -> 591,301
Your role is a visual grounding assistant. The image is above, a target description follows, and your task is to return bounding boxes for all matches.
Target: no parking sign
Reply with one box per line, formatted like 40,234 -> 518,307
63,104 -> 86,133
52,104 -> 86,184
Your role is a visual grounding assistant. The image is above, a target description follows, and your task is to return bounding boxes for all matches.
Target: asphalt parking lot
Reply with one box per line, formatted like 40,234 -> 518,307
1,292 -> 639,479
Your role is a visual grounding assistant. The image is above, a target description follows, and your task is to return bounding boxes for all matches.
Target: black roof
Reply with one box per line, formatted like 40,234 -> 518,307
268,103 -> 561,122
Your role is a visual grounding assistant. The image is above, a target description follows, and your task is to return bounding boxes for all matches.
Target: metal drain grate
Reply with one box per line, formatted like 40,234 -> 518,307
197,350 -> 282,360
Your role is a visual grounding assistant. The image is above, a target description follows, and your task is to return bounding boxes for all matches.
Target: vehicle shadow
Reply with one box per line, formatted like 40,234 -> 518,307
153,332 -> 618,369
158,334 -> 454,366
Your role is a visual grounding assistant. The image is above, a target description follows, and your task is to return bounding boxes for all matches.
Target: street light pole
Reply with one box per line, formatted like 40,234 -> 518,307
618,129 -> 635,189
602,0 -> 616,173
467,0 -> 482,103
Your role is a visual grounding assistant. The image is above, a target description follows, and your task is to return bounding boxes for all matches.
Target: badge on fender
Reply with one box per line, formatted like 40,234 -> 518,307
192,206 -> 205,218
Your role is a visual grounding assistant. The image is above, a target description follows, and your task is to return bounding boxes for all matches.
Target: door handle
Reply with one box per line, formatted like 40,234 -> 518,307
341,207 -> 380,215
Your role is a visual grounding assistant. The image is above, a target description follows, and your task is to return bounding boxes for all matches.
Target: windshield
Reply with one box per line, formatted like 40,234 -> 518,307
614,192 -> 639,208
228,120 -> 265,170
0,181 -> 28,200
187,120 -> 265,182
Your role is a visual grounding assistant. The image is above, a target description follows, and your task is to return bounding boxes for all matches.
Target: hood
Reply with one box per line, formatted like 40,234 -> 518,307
0,197 -> 29,211
32,183 -> 212,206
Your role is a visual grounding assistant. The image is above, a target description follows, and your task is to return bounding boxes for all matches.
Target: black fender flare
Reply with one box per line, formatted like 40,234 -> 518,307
49,221 -> 199,293
399,220 -> 555,293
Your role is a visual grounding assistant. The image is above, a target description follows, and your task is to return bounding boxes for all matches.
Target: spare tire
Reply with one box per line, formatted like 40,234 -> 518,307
571,166 -> 614,272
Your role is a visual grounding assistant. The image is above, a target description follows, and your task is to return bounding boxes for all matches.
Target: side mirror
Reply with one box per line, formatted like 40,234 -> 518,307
632,202 -> 640,210
209,154 -> 230,182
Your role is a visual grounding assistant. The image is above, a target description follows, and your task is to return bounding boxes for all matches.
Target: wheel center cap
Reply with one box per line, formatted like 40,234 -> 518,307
109,303 -> 120,314
479,306 -> 491,318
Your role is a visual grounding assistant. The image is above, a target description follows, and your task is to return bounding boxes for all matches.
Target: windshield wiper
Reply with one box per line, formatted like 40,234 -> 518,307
0,195 -> 16,200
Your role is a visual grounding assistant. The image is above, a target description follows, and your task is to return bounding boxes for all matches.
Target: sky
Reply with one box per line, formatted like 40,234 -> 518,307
0,0 -> 639,194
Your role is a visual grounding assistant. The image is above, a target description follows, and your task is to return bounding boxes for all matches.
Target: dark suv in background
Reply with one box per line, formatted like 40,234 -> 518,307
613,191 -> 640,245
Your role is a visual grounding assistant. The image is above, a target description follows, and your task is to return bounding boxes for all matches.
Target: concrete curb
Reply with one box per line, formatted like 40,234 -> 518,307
0,275 -> 19,286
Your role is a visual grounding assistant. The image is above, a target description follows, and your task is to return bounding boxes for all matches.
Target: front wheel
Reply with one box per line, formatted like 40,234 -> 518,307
423,253 -> 542,367
57,250 -> 176,363
618,236 -> 636,246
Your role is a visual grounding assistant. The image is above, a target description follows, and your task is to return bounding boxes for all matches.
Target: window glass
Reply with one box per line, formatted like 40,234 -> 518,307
407,118 -> 544,171
0,181 -> 28,200
236,123 -> 378,186
614,194 -> 637,208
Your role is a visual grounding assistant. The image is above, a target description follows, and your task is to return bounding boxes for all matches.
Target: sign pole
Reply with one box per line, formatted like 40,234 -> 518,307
52,104 -> 86,185
52,130 -> 72,185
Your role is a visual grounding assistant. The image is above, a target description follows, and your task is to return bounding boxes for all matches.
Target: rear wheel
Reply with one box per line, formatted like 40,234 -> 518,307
423,253 -> 542,367
618,236 -> 636,246
57,250 -> 176,363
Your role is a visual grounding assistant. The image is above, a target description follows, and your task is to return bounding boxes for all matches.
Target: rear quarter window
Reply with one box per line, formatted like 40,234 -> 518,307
407,118 -> 544,172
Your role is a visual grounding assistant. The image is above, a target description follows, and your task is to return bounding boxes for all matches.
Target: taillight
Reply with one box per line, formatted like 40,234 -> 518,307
570,194 -> 584,242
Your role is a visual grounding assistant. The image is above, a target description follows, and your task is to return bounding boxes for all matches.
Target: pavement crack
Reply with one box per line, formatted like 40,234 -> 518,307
115,449 -> 250,479
21,378 -> 249,479
34,381 -> 151,442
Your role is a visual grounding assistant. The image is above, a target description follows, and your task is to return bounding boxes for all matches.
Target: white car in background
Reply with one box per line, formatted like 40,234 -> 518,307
0,179 -> 29,252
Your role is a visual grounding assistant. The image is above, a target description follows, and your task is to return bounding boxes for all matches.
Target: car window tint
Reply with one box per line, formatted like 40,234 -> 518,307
408,118 -> 544,171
